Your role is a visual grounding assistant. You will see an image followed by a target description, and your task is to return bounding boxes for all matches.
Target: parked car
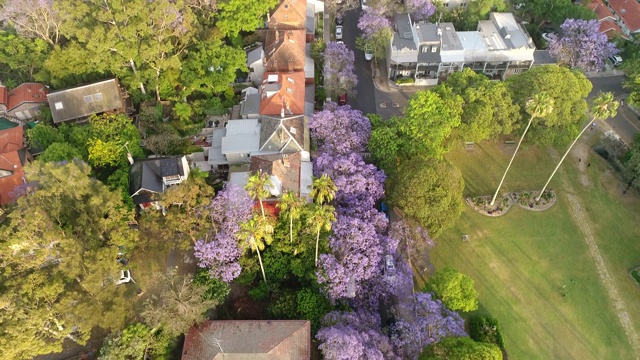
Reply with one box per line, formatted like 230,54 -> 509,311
609,55 -> 623,66
116,269 -> 134,285
541,32 -> 556,42
380,201 -> 390,219
336,15 -> 343,25
336,25 -> 343,40
364,44 -> 373,61
338,93 -> 347,106
362,0 -> 368,9
385,255 -> 396,276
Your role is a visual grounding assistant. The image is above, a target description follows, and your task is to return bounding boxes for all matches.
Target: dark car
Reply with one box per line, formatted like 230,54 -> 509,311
338,93 -> 347,105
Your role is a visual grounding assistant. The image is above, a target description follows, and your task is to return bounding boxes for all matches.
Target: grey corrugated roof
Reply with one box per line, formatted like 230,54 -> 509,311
415,23 -> 439,43
129,157 -> 184,196
418,52 -> 441,63
393,14 -> 417,50
440,23 -> 464,51
47,78 -> 125,124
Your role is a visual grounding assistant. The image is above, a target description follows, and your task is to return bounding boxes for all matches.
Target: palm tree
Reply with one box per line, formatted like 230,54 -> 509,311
277,191 -> 306,244
245,170 -> 272,219
237,215 -> 274,283
307,203 -> 336,267
490,92 -> 554,205
535,92 -> 618,201
310,174 -> 337,205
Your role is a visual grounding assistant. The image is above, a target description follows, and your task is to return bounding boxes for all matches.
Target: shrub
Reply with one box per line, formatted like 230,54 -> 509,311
395,77 -> 416,84
470,316 -> 506,350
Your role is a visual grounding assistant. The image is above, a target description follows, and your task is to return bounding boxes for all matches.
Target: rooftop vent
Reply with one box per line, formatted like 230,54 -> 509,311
289,126 -> 297,134
267,74 -> 279,82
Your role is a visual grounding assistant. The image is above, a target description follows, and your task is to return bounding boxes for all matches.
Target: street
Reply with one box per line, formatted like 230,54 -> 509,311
588,75 -> 640,145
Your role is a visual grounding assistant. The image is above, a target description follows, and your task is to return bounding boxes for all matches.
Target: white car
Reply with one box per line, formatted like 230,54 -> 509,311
116,269 -> 134,285
362,0 -> 368,9
364,44 -> 373,61
541,32 -> 556,42
609,55 -> 623,66
385,255 -> 396,276
336,25 -> 343,40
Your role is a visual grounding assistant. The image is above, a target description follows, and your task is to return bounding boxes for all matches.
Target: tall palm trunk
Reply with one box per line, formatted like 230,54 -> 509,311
536,121 -> 593,201
259,200 -> 265,220
289,215 -> 294,244
315,230 -> 321,267
491,115 -> 535,205
256,249 -> 267,283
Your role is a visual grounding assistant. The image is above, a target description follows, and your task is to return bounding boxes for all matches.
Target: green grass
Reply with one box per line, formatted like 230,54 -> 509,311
426,139 -> 640,360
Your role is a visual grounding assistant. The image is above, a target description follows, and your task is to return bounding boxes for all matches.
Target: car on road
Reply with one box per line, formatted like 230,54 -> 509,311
362,0 -> 368,9
541,32 -> 556,42
609,55 -> 623,67
364,44 -> 373,61
385,255 -> 395,276
336,25 -> 343,40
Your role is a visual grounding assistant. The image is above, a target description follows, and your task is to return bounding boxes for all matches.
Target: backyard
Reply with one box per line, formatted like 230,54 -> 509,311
423,136 -> 640,359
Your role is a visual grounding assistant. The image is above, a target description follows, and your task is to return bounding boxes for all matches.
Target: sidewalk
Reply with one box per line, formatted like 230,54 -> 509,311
584,69 -> 625,78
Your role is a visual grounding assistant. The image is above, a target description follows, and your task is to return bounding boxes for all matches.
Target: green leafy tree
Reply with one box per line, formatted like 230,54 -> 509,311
141,269 -> 219,337
387,158 -> 464,238
277,191 -> 307,244
87,113 -> 144,169
215,0 -> 280,38
246,170 -> 273,220
180,36 -> 247,97
425,267 -> 479,312
38,142 -> 82,162
172,102 -> 193,123
98,323 -> 174,360
0,160 -> 138,359
307,203 -> 336,266
310,174 -> 337,205
237,214 -> 275,283
0,29 -> 51,83
27,124 -> 64,150
419,336 -> 503,360
506,65 -> 592,147
624,146 -> 640,193
437,69 -> 520,144
296,288 -> 333,332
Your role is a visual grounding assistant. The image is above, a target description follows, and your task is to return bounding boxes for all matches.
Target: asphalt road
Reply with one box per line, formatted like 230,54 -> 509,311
340,8 -> 377,115
588,75 -> 640,145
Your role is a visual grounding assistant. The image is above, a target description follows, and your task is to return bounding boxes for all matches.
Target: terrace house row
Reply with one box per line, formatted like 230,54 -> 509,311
388,12 -> 537,86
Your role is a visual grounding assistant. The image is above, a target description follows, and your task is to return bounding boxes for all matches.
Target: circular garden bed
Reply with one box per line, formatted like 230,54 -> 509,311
510,190 -> 556,211
465,195 -> 513,217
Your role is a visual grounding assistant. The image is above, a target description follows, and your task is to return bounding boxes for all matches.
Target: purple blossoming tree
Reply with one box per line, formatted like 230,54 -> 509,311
309,105 -> 371,156
390,292 -> 467,359
322,42 -> 359,98
549,19 -> 618,72
357,7 -> 392,40
317,310 -> 400,360
317,215 -> 385,299
194,183 -> 253,282
405,0 -> 436,21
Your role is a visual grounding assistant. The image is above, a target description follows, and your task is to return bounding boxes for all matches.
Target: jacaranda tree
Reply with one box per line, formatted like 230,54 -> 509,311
323,42 -> 358,98
309,105 -> 372,155
549,19 -> 617,72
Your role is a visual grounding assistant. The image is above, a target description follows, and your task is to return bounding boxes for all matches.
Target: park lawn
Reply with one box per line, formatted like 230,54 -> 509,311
427,141 -> 638,360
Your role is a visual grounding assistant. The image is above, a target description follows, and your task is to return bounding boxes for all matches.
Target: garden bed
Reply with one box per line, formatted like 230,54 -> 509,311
510,190 -> 556,211
465,195 -> 513,217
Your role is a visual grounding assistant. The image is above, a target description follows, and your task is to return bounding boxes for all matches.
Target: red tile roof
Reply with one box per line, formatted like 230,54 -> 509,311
607,0 -> 640,33
587,0 -> 615,21
259,72 -> 306,116
182,320 -> 311,360
599,19 -> 627,38
0,126 -> 24,154
250,152 -> 302,195
264,29 -> 307,73
0,85 -> 7,106
268,0 -> 307,30
6,83 -> 48,111
0,151 -> 24,205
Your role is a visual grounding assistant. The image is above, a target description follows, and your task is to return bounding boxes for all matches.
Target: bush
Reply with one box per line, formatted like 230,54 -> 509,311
470,316 -> 506,350
395,77 -> 416,84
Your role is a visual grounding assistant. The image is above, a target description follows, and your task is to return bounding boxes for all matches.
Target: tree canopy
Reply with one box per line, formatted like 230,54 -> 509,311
506,65 -> 592,147
387,158 -> 464,238
549,19 -> 617,72
419,336 -> 503,360
425,267 -> 479,312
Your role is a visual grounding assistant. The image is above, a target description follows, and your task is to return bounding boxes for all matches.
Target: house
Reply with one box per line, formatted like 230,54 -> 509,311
605,0 -> 640,39
259,115 -> 309,154
239,87 -> 261,119
0,82 -> 49,122
247,46 -> 266,86
264,29 -> 307,73
586,0 -> 627,39
440,0 -> 476,10
259,72 -> 306,117
0,125 -> 28,205
181,320 -> 311,360
47,78 -> 131,124
128,156 -> 190,209
267,0 -> 318,42
388,13 -> 535,85
250,151 -> 313,198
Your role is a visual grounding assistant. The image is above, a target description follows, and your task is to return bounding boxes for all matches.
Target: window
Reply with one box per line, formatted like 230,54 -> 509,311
431,46 -> 438,53
512,69 -> 522,74
422,46 -> 429,53
287,77 -> 294,83
286,87 -> 293,93
83,95 -> 94,104
444,2 -> 449,7
94,93 -> 103,101
54,102 -> 64,110
461,2 -> 467,6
